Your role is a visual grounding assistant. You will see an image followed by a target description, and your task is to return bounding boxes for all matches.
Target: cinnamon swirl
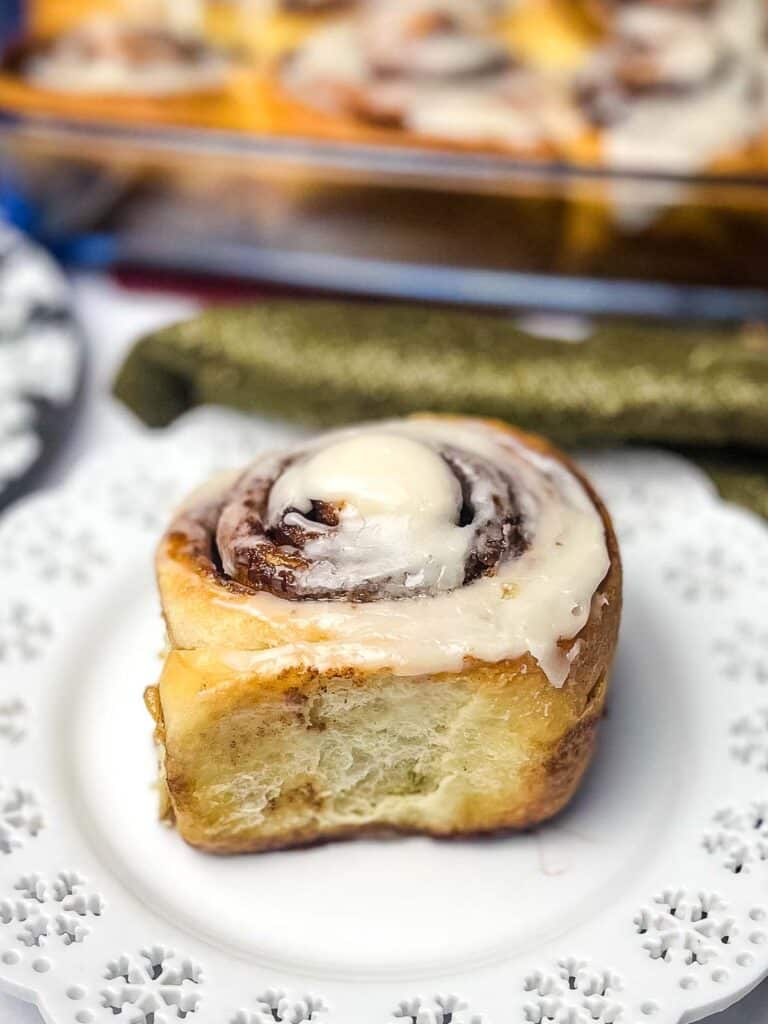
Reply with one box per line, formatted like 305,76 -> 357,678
147,415 -> 621,853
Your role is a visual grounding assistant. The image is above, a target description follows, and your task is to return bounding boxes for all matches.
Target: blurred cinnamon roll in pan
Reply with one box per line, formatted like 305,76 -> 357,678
281,0 -> 584,151
146,415 -> 621,854
19,17 -> 233,97
576,0 -> 766,171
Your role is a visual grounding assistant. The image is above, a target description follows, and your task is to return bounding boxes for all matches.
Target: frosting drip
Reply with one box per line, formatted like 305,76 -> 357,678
176,418 -> 611,686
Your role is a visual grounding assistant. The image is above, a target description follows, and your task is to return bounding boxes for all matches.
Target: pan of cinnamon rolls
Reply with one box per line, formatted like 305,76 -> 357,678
3,0 -> 766,177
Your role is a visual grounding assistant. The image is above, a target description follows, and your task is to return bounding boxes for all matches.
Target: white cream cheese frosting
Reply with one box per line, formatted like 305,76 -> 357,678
199,417 -> 612,687
267,433 -> 472,595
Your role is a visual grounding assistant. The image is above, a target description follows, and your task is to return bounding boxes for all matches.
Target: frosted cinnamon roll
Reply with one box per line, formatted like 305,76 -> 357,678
21,17 -> 232,97
281,0 -> 582,150
147,415 -> 621,853
577,0 -> 765,170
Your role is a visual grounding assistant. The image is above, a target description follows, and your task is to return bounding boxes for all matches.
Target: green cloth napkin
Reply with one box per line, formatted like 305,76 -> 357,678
113,301 -> 768,517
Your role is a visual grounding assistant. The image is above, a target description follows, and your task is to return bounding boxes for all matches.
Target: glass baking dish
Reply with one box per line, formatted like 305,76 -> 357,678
2,0 -> 768,317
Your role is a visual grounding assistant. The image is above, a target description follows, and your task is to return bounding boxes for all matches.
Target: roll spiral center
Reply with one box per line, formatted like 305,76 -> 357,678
213,430 -> 529,601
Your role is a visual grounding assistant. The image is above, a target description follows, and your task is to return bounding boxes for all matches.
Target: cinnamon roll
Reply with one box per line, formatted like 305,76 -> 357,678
147,415 -> 621,854
281,0 -> 583,150
577,0 -> 765,171
21,17 -> 232,97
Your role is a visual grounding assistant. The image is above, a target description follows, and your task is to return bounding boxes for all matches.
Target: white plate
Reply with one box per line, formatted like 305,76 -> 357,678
1,409 -> 768,1024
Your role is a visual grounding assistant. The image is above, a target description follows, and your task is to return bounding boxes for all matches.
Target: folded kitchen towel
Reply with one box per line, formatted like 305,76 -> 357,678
113,301 -> 768,516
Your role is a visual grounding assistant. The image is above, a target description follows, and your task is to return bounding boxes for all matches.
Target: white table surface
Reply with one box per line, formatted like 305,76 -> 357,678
0,271 -> 766,1024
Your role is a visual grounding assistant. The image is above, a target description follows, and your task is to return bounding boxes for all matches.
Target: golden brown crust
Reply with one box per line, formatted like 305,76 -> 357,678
151,414 -> 621,853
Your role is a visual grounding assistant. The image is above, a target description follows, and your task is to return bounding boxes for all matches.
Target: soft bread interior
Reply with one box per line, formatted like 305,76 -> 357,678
149,651 -> 608,853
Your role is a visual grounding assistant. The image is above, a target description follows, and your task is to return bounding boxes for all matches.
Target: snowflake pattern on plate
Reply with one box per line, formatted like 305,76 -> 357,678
703,804 -> 768,874
730,709 -> 768,773
0,513 -> 110,585
523,959 -> 624,1024
663,545 -> 743,603
0,872 -> 105,948
389,995 -> 480,1024
634,890 -> 737,972
233,989 -> 328,1024
104,470 -> 185,535
0,602 -> 52,663
100,946 -> 203,1023
0,699 -> 27,744
713,621 -> 768,687
0,782 -> 43,855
